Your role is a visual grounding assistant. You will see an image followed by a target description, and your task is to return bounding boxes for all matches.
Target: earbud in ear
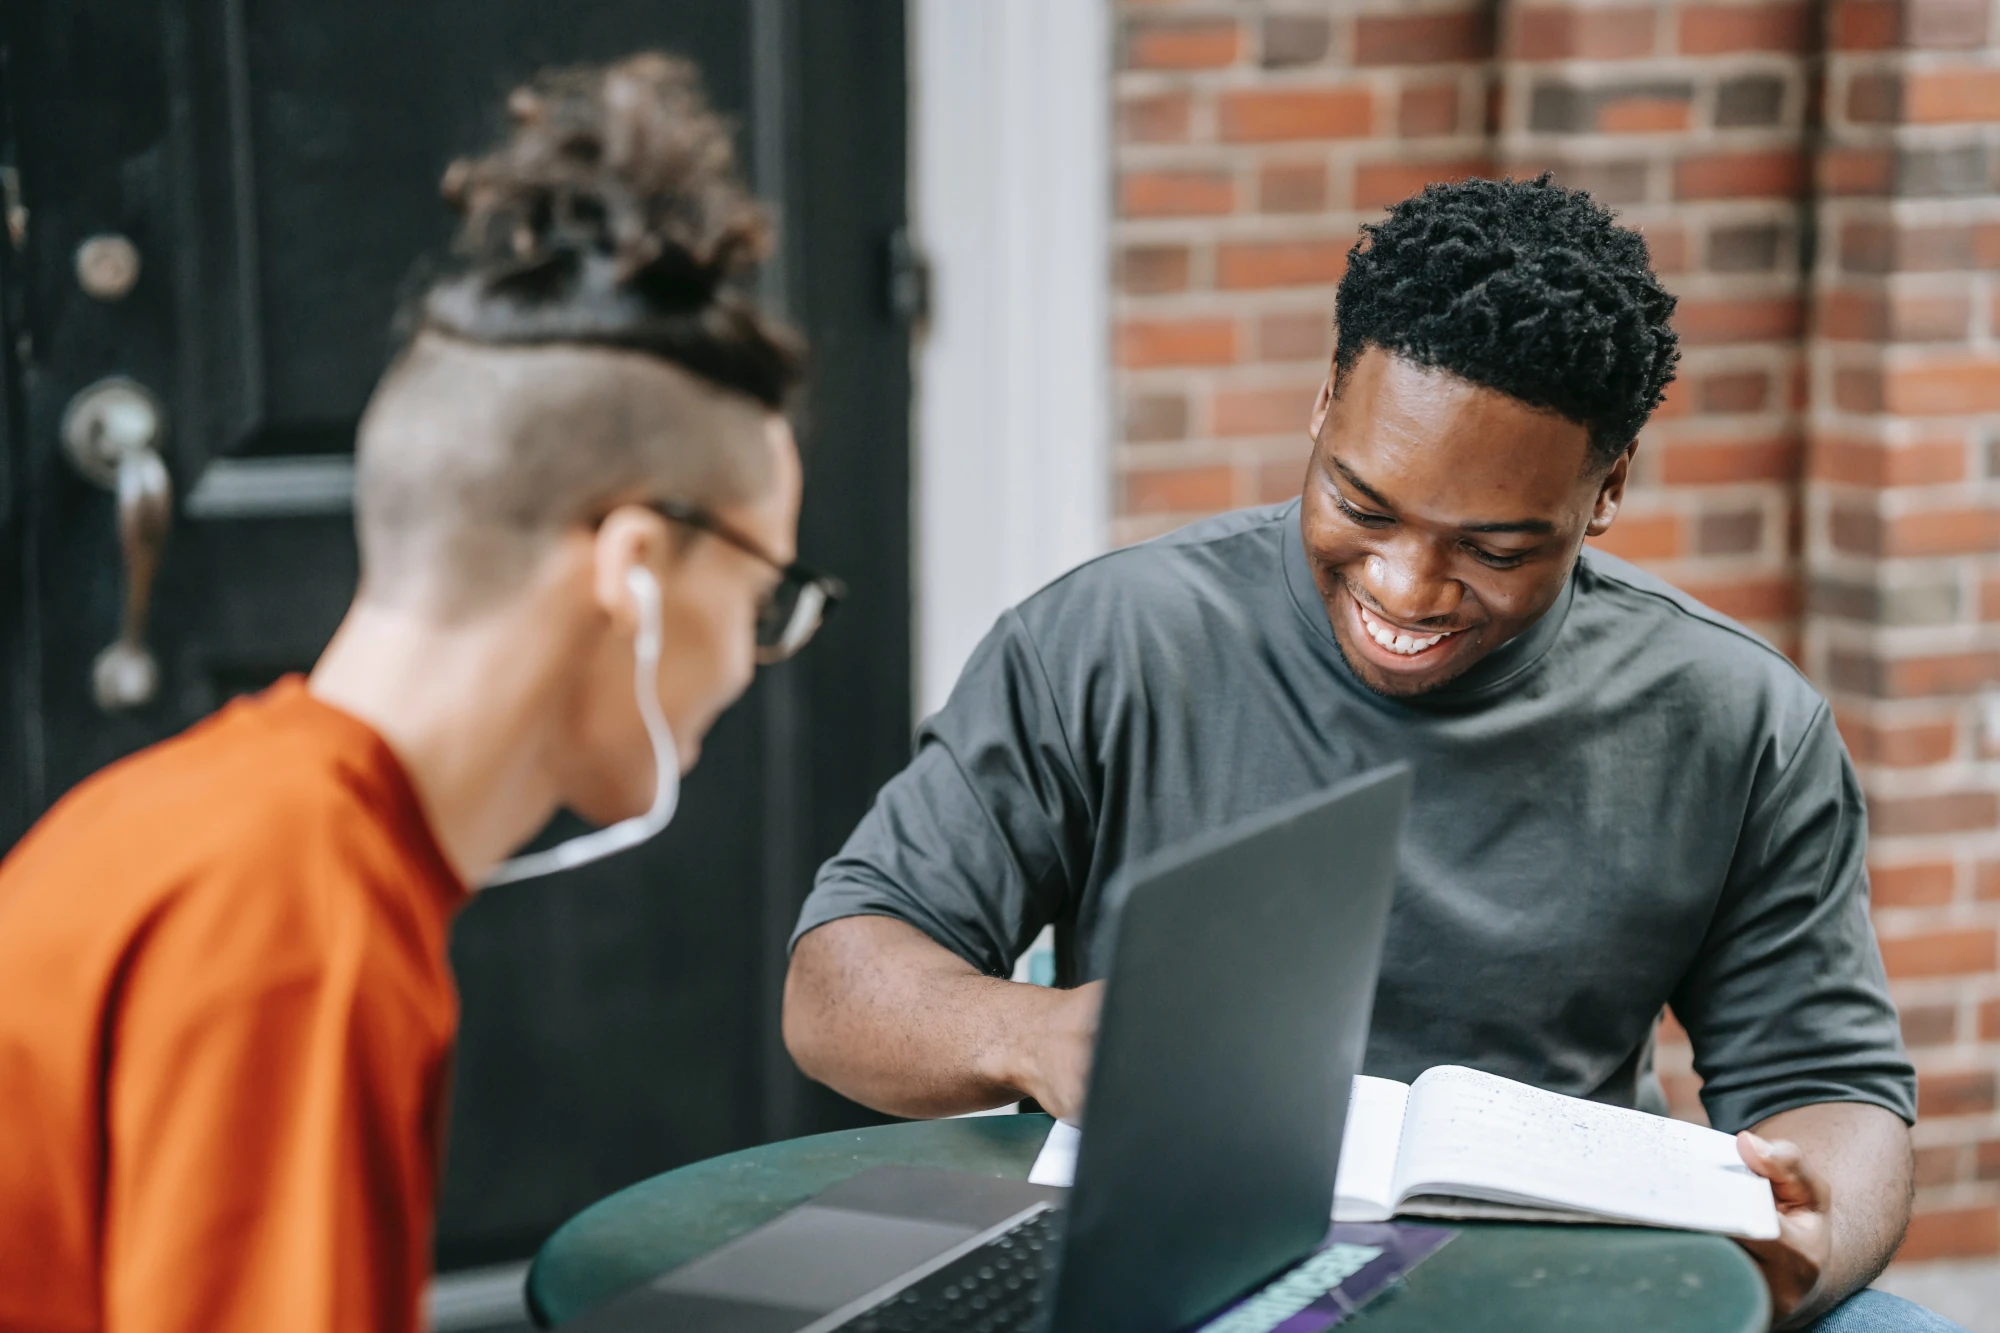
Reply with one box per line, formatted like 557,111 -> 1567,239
625,565 -> 657,616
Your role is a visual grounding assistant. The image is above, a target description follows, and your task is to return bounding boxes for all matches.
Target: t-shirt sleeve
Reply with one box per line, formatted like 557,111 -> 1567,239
792,609 -> 1094,977
102,905 -> 434,1333
1669,703 -> 1917,1133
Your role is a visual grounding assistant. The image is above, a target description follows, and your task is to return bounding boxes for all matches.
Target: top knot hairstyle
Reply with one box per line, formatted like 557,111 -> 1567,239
421,52 -> 803,408
1334,175 -> 1678,468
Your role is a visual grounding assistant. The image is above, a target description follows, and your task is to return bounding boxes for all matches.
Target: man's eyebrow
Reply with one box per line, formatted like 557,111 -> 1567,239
1328,456 -> 1397,512
1328,454 -> 1557,536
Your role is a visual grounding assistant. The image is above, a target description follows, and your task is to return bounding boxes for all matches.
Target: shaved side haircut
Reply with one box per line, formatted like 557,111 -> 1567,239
353,51 -> 802,614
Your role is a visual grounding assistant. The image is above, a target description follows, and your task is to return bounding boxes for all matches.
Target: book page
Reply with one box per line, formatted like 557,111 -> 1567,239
1393,1066 -> 1778,1240
1331,1076 -> 1410,1221
1026,1075 -> 1409,1203
1029,1119 -> 1080,1186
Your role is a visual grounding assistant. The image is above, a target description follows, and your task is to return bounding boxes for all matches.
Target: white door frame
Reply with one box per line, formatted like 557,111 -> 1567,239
907,0 -> 1112,719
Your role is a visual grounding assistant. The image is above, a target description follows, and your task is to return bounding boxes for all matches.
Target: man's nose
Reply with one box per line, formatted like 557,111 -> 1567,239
1359,540 -> 1462,624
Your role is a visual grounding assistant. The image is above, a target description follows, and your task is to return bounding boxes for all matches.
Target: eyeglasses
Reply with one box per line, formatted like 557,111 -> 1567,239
644,499 -> 846,664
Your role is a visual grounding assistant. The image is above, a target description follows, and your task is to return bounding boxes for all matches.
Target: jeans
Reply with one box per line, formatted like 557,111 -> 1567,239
1803,1289 -> 1969,1333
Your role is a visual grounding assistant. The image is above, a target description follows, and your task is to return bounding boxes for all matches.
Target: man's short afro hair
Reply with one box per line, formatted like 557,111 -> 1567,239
1334,174 -> 1678,468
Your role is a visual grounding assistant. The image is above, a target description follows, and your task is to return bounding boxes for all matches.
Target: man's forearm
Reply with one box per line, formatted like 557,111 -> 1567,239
783,915 -> 1091,1119
1754,1101 -> 1912,1327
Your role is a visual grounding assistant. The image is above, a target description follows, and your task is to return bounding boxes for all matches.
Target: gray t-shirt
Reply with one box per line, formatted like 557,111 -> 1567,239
796,501 -> 1916,1132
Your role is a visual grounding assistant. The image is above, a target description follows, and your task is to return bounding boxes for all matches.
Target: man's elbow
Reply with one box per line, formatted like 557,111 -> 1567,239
780,927 -> 840,1087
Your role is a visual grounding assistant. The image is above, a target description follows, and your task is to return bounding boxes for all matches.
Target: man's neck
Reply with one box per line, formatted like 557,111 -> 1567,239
308,595 -> 575,886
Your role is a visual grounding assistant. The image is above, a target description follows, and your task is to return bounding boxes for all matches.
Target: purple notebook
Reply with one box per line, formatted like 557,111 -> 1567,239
1190,1222 -> 1457,1333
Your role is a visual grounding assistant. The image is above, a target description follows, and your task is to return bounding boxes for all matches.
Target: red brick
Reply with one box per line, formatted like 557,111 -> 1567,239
1979,223 -> 2000,267
1121,171 -> 1235,218
1903,1003 -> 1961,1047
1910,67 -> 2000,120
1822,147 -> 1896,196
1814,432 -> 1961,487
1217,240 -> 1349,290
1909,0 -> 1993,49
1678,576 -> 1800,621
1819,290 -> 1889,340
1255,455 -> 1313,505
1678,3 -> 1812,53
1259,161 -> 1327,213
1676,150 -> 1809,200
1980,1139 -> 2000,1181
1836,365 -> 1886,412
1675,297 -> 1805,345
1869,791 -> 2000,835
1981,577 -> 2000,620
1918,1069 -> 1998,1117
1913,1144 -> 1963,1186
1354,157 -> 1494,209
1117,318 -> 1239,369
1642,223 -> 1689,274
1894,292 -> 1973,341
1870,861 -> 1957,905
1845,716 -> 1958,766
1700,370 -> 1770,413
1212,383 -> 1319,437
1354,11 -> 1494,65
1120,92 -> 1191,144
1123,393 -> 1188,444
1124,19 -> 1241,71
1400,83 -> 1461,137
1983,997 -> 2000,1036
1854,504 -> 2000,554
1660,436 -> 1801,484
1118,245 -> 1191,296
1257,312 -> 1332,363
1219,88 -> 1373,142
1870,649 -> 1991,696
1816,291 -> 1966,343
1880,927 -> 2000,976
1587,513 -> 1682,561
1124,465 -> 1235,515
1897,1207 -> 2000,1261
1831,0 -> 1902,49
1847,70 -> 1904,123
1513,6 -> 1659,60
1886,358 -> 2000,415
1598,96 -> 1692,133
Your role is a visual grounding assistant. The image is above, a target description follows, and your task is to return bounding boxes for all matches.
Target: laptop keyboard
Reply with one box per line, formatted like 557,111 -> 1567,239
838,1207 -> 1059,1332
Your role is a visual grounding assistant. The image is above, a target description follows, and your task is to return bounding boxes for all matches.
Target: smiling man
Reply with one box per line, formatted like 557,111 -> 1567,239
783,178 -> 1934,1330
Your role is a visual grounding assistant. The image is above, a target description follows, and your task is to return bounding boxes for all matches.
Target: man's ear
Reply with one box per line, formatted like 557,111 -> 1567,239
1585,445 -> 1636,538
1309,358 -> 1337,441
592,505 -> 671,632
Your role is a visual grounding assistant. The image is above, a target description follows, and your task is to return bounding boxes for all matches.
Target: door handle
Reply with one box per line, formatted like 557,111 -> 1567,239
61,377 -> 172,712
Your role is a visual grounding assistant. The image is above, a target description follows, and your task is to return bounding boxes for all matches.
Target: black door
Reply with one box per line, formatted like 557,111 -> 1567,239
0,0 -> 907,1270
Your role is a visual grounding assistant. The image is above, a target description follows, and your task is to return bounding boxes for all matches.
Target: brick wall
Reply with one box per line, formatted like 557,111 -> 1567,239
1112,0 -> 2000,1265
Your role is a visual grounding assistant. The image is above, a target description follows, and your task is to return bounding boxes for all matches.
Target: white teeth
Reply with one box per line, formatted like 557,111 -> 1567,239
1359,605 -> 1453,656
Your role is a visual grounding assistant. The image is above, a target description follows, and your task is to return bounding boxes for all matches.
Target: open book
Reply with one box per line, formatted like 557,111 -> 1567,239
1030,1064 -> 1778,1241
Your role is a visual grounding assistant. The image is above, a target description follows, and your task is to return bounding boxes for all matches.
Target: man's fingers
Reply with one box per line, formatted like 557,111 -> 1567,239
1737,1132 -> 1828,1211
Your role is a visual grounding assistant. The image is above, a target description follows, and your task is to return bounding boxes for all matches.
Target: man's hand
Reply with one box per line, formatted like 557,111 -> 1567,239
1729,1103 -> 1911,1330
1016,982 -> 1102,1122
1736,1131 -> 1831,1326
785,916 -> 1104,1119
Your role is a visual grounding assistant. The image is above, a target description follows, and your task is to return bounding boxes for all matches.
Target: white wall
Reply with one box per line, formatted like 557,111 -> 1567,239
908,0 -> 1113,720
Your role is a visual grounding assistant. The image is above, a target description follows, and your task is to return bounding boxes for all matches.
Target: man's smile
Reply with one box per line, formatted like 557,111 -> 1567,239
1354,601 -> 1461,657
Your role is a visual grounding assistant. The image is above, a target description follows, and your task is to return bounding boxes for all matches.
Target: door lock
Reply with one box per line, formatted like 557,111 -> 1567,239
61,377 -> 172,712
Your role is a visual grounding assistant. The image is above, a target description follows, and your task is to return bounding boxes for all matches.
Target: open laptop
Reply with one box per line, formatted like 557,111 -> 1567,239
568,763 -> 1412,1333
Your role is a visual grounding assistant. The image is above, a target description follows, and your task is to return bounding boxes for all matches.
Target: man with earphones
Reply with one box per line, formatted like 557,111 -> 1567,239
0,55 -> 836,1333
